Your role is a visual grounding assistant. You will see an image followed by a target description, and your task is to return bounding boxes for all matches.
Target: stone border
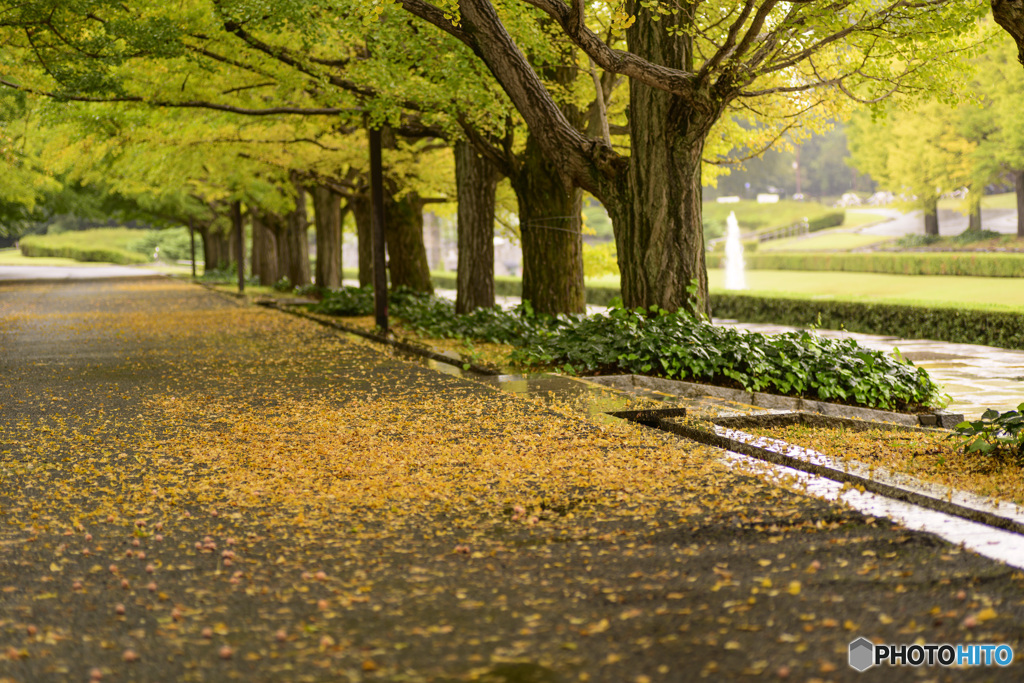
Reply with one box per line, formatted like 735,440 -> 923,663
586,373 -> 962,428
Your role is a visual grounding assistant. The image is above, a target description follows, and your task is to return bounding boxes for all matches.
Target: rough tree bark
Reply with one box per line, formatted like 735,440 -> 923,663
604,2 -> 716,316
350,191 -> 374,287
385,191 -> 433,293
510,134 -> 585,315
993,0 -> 1024,66
311,184 -> 343,289
454,139 -> 500,313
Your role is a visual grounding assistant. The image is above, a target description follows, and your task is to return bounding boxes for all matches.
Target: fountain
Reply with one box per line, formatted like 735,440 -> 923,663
723,210 -> 746,290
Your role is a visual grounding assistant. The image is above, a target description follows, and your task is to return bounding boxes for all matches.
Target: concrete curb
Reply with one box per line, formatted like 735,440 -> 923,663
641,413 -> 1024,537
586,373 -> 963,427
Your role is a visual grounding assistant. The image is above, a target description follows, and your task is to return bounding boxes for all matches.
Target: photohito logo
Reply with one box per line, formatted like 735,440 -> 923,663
849,638 -> 1013,670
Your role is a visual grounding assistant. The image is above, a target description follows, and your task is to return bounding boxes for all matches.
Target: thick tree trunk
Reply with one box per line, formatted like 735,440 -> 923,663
924,196 -> 940,236
510,134 -> 585,315
251,211 -> 279,286
351,192 -> 373,288
1016,170 -> 1024,238
608,2 -> 714,317
204,226 -> 231,273
455,139 -> 500,313
284,185 -> 311,287
993,0 -> 1024,67
384,192 -> 433,293
311,184 -> 343,289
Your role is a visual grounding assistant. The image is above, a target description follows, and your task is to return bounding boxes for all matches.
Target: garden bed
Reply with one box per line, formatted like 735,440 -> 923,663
298,286 -> 947,416
737,417 -> 1024,510
649,412 -> 1024,535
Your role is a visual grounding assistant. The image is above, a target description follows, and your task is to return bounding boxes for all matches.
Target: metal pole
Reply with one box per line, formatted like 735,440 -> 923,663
369,127 -> 389,334
232,200 -> 245,294
188,217 -> 196,279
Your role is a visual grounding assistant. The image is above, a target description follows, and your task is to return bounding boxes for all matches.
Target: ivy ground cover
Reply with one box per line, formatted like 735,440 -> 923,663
312,287 -> 943,413
1,279 -> 1022,680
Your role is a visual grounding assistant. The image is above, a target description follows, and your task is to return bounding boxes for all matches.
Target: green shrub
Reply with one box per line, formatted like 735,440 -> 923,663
313,286 -> 942,411
806,210 -> 845,232
951,404 -> 1024,461
745,251 -> 1024,277
19,237 -> 149,265
710,292 -> 1024,350
510,306 -> 939,411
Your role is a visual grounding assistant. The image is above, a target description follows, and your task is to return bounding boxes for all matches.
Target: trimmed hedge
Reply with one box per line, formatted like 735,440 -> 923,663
19,239 -> 150,265
745,251 -> 1024,278
710,292 -> 1024,351
807,210 -> 845,232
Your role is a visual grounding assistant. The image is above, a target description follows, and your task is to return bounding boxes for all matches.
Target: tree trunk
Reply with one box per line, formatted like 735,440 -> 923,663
311,184 -> 343,289
607,2 -> 714,317
924,196 -> 940,236
968,204 -> 982,231
1017,169 -> 1024,238
284,185 -> 311,287
384,192 -> 433,293
993,0 -> 1024,67
350,191 -> 374,288
251,211 -> 279,286
510,134 -> 585,315
230,201 -> 245,290
455,139 -> 500,313
204,226 -> 231,273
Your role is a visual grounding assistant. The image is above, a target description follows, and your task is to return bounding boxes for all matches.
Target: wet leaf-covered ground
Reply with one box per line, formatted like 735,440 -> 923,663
741,424 -> 1024,507
1,279 -> 1023,682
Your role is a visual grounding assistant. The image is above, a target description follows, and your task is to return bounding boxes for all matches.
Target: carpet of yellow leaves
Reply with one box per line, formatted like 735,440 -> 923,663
1,279 -> 1023,682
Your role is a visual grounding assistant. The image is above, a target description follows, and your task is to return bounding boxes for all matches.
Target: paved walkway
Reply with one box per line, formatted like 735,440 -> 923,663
3,276 -> 1023,681
0,264 -> 163,281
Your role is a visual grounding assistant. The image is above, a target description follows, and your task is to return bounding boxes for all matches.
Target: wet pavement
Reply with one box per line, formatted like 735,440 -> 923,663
11,278 -> 1024,681
715,320 -> 1024,420
0,264 -> 163,281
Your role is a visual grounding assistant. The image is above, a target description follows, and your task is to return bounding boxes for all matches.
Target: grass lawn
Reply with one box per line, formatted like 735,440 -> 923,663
981,192 -> 1019,210
758,231 -> 894,252
708,268 -> 1024,310
839,210 -> 889,228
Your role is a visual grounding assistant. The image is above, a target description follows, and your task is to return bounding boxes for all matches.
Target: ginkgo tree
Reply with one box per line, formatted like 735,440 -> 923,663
388,0 -> 989,314
848,100 -> 976,236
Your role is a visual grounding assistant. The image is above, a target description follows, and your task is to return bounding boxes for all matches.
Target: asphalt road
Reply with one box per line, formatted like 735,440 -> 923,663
1,278 -> 1022,682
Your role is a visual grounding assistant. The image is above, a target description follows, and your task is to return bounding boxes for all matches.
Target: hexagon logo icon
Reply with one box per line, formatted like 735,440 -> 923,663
849,637 -> 875,672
